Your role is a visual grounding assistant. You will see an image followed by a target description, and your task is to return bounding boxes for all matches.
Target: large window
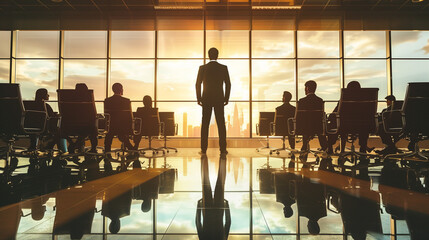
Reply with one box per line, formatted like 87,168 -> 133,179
3,29 -> 425,137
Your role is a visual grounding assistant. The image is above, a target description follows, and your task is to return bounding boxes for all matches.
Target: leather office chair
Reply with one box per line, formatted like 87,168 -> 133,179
256,112 -> 275,152
382,82 -> 429,161
158,112 -> 178,154
0,83 -> 47,175
135,108 -> 163,155
270,110 -> 295,155
326,88 -> 379,163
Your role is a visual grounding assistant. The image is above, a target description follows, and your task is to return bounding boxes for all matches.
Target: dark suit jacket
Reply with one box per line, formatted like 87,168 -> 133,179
196,61 -> 231,106
297,93 -> 324,111
276,103 -> 296,120
104,95 -> 132,134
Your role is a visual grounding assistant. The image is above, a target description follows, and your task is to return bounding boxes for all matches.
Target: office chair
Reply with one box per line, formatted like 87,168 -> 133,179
0,83 -> 47,175
135,108 -> 163,156
157,112 -> 178,154
256,112 -> 275,152
327,88 -> 379,164
270,110 -> 295,155
382,82 -> 429,161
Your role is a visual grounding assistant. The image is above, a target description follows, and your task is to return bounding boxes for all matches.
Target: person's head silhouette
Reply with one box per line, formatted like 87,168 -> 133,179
143,95 -> 152,108
283,205 -> 293,218
282,91 -> 292,103
385,95 -> 396,107
141,198 -> 152,212
346,81 -> 361,89
304,80 -> 317,95
31,203 -> 46,221
208,47 -> 219,60
307,219 -> 320,235
109,217 -> 121,234
35,88 -> 49,102
112,83 -> 123,96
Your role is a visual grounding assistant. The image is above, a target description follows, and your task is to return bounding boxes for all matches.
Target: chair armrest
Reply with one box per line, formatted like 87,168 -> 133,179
287,117 -> 295,135
270,122 -> 275,136
160,121 -> 165,136
256,123 -> 259,136
325,112 -> 340,135
133,117 -> 142,135
99,113 -> 110,133
23,110 -> 47,134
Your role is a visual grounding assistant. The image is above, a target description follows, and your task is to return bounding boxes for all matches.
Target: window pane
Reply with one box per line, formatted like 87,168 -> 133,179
110,60 -> 154,100
225,102 -> 249,137
156,102 -> 202,137
392,31 -> 429,58
15,60 -> 59,100
344,31 -> 386,58
63,60 -> 106,100
252,31 -> 294,58
0,60 -> 9,82
64,31 -> 107,58
157,60 -> 203,100
392,60 -> 429,99
0,31 -> 10,58
344,60 -> 387,99
158,31 -> 203,58
111,31 -> 155,58
298,60 -> 340,101
252,102 -> 282,137
206,31 -> 249,58
298,31 -> 339,58
220,59 -> 249,101
252,60 -> 295,101
17,31 -> 59,58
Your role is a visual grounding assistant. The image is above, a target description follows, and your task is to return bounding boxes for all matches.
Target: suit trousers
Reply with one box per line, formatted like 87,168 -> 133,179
104,132 -> 133,152
201,104 -> 227,152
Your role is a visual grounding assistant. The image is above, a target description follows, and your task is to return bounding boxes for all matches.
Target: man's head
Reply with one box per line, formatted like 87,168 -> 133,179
112,83 -> 123,95
282,91 -> 292,103
35,88 -> 49,102
143,95 -> 152,108
304,80 -> 317,95
346,81 -> 361,89
385,95 -> 396,107
208,47 -> 219,60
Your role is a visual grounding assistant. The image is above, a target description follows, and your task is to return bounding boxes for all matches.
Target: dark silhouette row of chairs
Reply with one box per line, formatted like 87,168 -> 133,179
0,83 -> 178,176
256,82 -> 429,163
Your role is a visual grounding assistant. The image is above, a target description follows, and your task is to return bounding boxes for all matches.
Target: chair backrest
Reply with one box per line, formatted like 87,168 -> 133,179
159,112 -> 176,136
294,104 -> 325,136
104,98 -> 133,135
338,88 -> 379,134
136,107 -> 160,136
274,109 -> 293,136
383,100 -> 404,130
57,89 -> 97,136
0,83 -> 25,135
258,112 -> 275,136
23,100 -> 48,131
402,82 -> 429,136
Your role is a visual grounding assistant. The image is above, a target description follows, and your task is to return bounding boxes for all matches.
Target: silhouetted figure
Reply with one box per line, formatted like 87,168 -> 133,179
327,81 -> 365,153
275,91 -> 296,149
196,154 -> 231,240
133,174 -> 160,213
104,83 -> 134,155
133,95 -> 155,150
298,80 -> 328,152
376,95 -> 401,155
274,171 -> 300,218
67,83 -> 98,153
102,187 -> 132,234
196,47 -> 231,155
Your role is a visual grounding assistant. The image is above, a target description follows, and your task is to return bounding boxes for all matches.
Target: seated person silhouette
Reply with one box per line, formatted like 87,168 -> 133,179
375,95 -> 401,155
275,91 -> 296,149
104,83 -> 134,155
102,187 -> 132,234
274,171 -> 300,218
28,88 -> 66,152
133,95 -> 157,150
327,81 -> 369,154
298,80 -> 328,152
133,175 -> 160,213
66,83 -> 98,154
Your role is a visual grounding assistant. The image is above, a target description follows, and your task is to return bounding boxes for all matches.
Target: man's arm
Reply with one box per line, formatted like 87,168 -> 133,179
196,66 -> 204,106
224,66 -> 231,106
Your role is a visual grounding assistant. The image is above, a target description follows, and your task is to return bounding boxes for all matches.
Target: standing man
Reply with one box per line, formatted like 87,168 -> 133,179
196,47 -> 231,155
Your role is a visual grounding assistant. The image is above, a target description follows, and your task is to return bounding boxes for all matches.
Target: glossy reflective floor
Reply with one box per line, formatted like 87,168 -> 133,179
1,148 -> 429,240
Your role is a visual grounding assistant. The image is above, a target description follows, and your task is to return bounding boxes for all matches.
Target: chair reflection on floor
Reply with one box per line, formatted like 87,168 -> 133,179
102,186 -> 132,234
133,174 -> 160,213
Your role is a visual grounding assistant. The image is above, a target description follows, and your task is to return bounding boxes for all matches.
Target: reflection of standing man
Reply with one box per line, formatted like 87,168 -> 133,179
196,47 -> 231,154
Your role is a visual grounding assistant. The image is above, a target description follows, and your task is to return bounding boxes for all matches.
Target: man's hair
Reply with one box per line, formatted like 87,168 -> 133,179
346,81 -> 361,89
112,83 -> 123,94
305,80 -> 317,93
208,47 -> 219,60
143,95 -> 152,107
385,95 -> 396,101
283,91 -> 292,102
35,88 -> 48,102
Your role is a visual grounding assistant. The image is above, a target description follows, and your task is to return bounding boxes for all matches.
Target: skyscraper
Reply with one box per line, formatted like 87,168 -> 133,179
183,112 -> 188,137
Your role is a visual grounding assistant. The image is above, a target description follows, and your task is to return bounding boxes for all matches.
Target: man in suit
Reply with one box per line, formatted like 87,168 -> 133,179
196,47 -> 231,155
275,91 -> 296,149
376,95 -> 400,155
104,83 -> 134,154
298,80 -> 328,152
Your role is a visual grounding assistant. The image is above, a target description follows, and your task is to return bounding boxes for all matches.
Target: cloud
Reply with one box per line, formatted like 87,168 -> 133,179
344,31 -> 386,58
422,39 -> 429,54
